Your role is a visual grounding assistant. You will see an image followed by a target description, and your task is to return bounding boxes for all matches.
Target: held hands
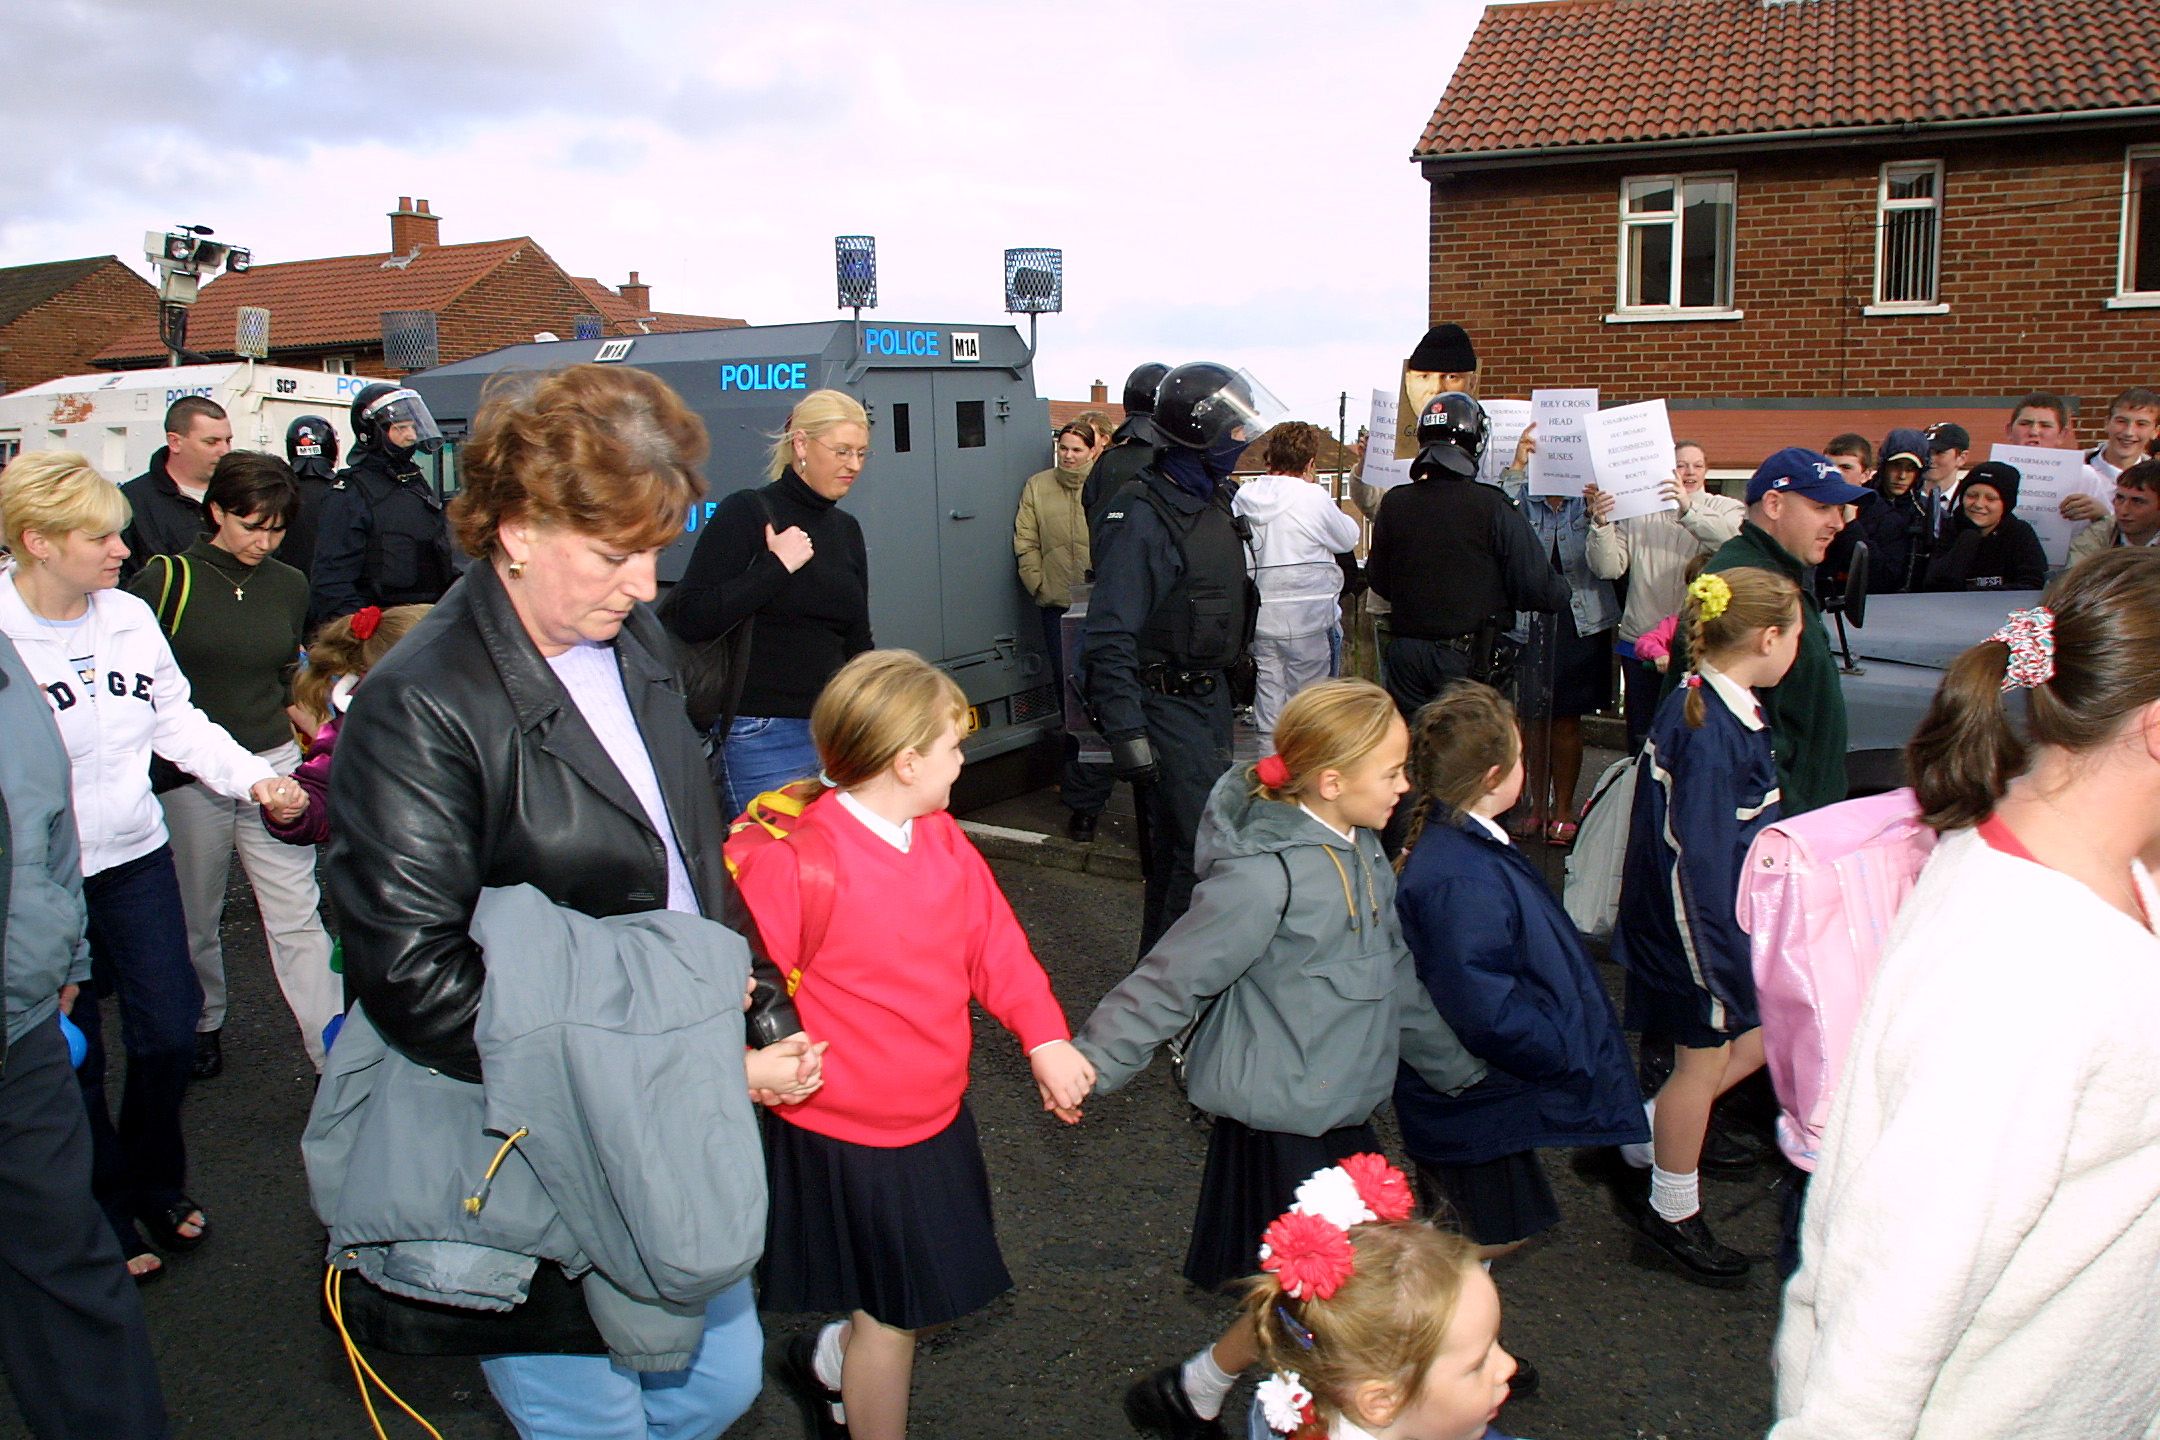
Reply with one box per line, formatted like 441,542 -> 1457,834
746,1031 -> 829,1107
252,776 -> 306,825
1030,1039 -> 1095,1125
1583,484 -> 1615,524
766,523 -> 815,573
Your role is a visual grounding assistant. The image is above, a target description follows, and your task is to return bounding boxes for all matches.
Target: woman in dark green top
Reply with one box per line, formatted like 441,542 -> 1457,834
124,453 -> 342,1078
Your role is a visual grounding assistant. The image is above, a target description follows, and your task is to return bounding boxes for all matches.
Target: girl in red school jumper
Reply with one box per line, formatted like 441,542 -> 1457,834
730,648 -> 1096,1440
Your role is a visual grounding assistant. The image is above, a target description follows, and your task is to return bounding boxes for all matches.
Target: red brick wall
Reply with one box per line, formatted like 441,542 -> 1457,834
1428,130 -> 2160,437
437,246 -> 593,368
0,262 -> 158,391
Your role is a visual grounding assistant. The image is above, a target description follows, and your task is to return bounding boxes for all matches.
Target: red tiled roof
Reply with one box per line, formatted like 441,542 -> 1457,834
1417,0 -> 2160,160
569,278 -> 744,336
1046,399 -> 1126,433
95,239 -> 541,364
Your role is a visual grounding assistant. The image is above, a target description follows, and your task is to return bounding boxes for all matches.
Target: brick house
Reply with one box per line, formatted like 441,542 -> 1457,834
96,198 -> 743,375
1416,0 -> 2160,470
0,257 -> 157,393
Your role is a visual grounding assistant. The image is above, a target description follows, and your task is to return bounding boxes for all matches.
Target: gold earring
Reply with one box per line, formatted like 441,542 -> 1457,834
507,559 -> 526,580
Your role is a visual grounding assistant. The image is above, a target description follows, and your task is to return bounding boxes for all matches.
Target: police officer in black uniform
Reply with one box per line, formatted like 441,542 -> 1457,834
1081,360 -> 1170,530
309,383 -> 458,625
277,413 -> 341,588
1080,361 -> 1278,957
1367,393 -> 1567,718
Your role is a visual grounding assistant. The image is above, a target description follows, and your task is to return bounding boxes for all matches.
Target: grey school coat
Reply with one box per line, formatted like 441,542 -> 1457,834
1076,771 -> 1486,1136
304,885 -> 764,1371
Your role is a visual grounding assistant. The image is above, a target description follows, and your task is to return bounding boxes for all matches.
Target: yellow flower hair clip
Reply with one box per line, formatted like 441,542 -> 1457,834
1686,572 -> 1732,622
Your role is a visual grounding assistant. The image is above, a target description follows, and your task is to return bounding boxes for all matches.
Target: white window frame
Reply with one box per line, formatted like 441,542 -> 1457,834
1866,159 -> 1947,314
322,355 -> 357,375
2109,144 -> 2160,309
1608,172 -> 1741,323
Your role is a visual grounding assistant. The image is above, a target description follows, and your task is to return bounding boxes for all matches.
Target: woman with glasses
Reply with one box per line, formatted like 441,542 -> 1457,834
664,389 -> 875,815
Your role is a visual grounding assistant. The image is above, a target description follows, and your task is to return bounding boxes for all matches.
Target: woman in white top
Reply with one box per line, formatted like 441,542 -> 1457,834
0,452 -> 303,1282
1234,422 -> 1363,742
1772,548 -> 2160,1439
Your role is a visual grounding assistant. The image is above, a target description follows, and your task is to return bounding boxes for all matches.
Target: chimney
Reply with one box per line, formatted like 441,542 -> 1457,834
619,270 -> 651,313
1089,379 -> 1108,405
388,197 -> 440,255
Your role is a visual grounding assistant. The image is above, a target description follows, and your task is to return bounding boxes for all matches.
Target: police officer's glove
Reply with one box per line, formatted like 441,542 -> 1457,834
1109,732 -> 1159,784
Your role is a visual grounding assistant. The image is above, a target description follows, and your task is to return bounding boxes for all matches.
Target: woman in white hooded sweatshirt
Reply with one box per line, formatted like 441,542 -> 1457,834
1772,548 -> 2160,1439
1233,422 -> 1362,742
0,452 -> 303,1283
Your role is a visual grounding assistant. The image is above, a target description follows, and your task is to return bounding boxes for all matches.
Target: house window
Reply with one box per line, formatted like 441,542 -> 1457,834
1618,173 -> 1735,313
2121,146 -> 2160,297
1875,161 -> 1943,307
322,355 -> 357,375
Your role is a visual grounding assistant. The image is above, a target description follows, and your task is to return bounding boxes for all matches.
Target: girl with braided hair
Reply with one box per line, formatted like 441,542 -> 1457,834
1390,683 -> 1644,1327
1609,566 -> 1800,1285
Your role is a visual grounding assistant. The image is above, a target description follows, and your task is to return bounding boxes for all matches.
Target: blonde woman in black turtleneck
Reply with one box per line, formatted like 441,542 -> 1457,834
663,389 -> 874,816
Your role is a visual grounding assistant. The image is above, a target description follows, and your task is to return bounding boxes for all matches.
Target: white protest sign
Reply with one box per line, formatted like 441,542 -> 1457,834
1362,389 -> 1414,491
1529,388 -> 1597,496
1478,399 -> 1533,490
1583,399 -> 1680,522
1985,443 -> 2082,565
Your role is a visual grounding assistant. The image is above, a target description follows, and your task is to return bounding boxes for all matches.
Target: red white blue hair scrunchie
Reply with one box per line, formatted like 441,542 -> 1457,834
1990,605 -> 2055,692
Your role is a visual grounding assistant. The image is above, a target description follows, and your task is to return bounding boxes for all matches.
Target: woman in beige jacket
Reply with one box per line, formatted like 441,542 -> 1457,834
1014,422 -> 1112,838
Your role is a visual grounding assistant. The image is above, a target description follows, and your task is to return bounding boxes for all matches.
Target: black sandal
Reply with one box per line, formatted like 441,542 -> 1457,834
139,1198 -> 209,1253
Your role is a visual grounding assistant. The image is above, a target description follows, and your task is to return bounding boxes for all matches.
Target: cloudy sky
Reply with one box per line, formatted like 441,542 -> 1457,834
1,1 -> 1487,429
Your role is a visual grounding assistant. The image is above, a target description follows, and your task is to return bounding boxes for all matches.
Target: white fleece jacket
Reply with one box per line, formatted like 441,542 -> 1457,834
0,569 -> 275,876
1772,826 -> 2160,1440
1233,475 -> 1363,639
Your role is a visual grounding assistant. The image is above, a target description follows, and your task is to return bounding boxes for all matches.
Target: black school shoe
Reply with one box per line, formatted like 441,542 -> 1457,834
775,1331 -> 849,1439
1699,1121 -> 1768,1178
191,1029 -> 223,1080
1123,1365 -> 1226,1440
1630,1208 -> 1750,1288
1067,808 -> 1100,843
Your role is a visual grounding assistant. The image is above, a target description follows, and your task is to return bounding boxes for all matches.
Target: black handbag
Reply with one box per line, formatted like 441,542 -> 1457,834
145,555 -> 197,795
661,492 -> 771,736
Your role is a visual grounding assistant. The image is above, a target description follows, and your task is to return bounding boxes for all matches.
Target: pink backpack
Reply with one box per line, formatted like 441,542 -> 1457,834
1737,789 -> 1937,1172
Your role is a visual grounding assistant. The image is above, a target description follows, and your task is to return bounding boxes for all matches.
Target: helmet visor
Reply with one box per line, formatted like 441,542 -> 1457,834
363,387 -> 445,455
1193,369 -> 1289,448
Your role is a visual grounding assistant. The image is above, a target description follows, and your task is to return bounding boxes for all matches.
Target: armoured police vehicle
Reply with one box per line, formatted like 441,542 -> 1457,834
0,363 -> 371,479
406,320 -> 1061,766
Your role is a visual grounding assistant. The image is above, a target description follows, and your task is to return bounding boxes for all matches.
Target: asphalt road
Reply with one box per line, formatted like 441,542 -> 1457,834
1,856 -> 1785,1440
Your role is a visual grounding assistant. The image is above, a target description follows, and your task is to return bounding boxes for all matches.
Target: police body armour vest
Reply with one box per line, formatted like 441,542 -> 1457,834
1132,480 -> 1255,670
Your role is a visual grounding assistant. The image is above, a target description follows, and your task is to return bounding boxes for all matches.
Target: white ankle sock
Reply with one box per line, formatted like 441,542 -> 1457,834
1650,1165 -> 1700,1223
1181,1346 -> 1237,1421
812,1320 -> 849,1391
1620,1099 -> 1657,1169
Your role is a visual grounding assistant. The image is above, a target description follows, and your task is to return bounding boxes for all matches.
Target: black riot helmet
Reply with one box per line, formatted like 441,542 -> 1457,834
1148,362 -> 1288,451
1411,392 -> 1489,481
284,414 -> 340,481
350,382 -> 444,457
1121,362 -> 1171,417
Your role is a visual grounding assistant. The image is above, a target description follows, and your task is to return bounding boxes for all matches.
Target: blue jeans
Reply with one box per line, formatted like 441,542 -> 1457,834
716,715 -> 818,819
74,845 -> 201,1247
480,1280 -> 761,1440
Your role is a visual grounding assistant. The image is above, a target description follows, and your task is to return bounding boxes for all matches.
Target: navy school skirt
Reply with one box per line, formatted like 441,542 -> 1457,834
1412,1152 -> 1560,1249
758,1103 -> 1012,1331
1182,1116 -> 1381,1294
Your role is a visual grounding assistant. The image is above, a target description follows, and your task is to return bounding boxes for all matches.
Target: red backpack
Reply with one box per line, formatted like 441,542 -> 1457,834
722,780 -> 839,997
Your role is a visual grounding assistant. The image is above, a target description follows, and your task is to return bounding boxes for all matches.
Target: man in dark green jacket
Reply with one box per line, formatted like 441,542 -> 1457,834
1668,448 -> 1868,816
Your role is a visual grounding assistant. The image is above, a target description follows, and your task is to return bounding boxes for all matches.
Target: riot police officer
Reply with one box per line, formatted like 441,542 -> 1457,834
277,413 -> 341,585
1367,392 -> 1567,718
1080,361 -> 1281,956
309,383 -> 458,625
1082,360 -> 1171,531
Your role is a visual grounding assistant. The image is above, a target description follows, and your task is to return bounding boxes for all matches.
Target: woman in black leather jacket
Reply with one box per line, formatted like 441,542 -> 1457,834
325,364 -> 810,1435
